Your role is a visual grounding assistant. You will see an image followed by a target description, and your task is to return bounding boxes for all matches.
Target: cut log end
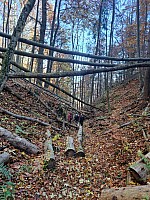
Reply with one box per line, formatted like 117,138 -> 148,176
129,163 -> 149,184
47,158 -> 56,170
0,152 -> 10,164
76,151 -> 85,157
129,152 -> 150,184
65,149 -> 76,157
65,136 -> 76,157
76,142 -> 85,158
44,131 -> 56,170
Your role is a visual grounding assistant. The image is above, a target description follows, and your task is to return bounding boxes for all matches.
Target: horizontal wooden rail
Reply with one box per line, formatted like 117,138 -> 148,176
8,62 -> 150,79
1,31 -> 150,62
0,54 -> 99,109
0,47 -> 117,67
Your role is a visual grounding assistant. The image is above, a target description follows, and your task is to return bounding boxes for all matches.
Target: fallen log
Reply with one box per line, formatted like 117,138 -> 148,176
77,125 -> 83,143
44,130 -> 56,170
129,152 -> 150,184
0,152 -> 10,164
76,126 -> 85,157
65,136 -> 76,157
0,106 -> 50,126
100,185 -> 150,200
4,85 -> 24,101
0,106 -> 70,131
76,143 -> 85,157
0,126 -> 40,154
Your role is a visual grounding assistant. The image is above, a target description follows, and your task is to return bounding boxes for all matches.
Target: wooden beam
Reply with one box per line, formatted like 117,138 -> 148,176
0,53 -> 100,110
0,127 -> 40,154
101,185 -> 150,200
8,62 -> 150,79
0,47 -> 117,68
1,31 -> 150,62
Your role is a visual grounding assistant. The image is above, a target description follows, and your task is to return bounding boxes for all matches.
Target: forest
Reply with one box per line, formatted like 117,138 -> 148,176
0,0 -> 150,199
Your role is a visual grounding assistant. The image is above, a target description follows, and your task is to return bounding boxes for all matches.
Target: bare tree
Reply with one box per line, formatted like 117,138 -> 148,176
0,0 -> 36,91
90,0 -> 104,104
143,27 -> 150,100
44,0 -> 62,88
30,0 -> 40,74
36,0 -> 47,86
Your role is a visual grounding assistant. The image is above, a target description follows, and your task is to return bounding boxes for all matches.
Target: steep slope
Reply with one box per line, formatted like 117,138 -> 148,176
0,78 -> 149,199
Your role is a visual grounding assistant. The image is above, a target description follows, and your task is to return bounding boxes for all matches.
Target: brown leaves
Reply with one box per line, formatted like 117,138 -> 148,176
0,78 -> 149,199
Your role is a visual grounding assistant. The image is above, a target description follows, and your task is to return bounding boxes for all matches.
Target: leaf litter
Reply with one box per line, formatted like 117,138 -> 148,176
0,78 -> 149,199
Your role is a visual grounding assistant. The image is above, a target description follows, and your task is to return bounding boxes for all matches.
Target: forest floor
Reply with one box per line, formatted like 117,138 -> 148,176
0,78 -> 150,199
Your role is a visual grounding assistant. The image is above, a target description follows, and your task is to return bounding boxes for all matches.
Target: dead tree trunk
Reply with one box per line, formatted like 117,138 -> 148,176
0,152 -> 10,164
129,152 -> 150,184
101,185 -> 150,200
0,126 -> 40,154
76,125 -> 85,157
44,130 -> 55,170
65,136 -> 76,157
77,125 -> 83,143
0,106 -> 50,126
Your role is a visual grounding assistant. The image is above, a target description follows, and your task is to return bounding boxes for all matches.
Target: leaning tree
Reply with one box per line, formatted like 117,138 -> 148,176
0,0 -> 36,91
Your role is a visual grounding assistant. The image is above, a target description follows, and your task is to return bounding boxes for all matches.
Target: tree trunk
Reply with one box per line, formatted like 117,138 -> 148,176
2,1 -> 6,48
76,126 -> 85,157
0,126 -> 40,154
136,0 -> 140,58
8,62 -> 150,79
101,185 -> 150,200
5,0 -> 12,39
44,130 -> 56,170
36,0 -> 47,86
77,125 -> 83,143
65,136 -> 76,157
108,0 -> 115,58
0,106 -> 50,126
1,31 -> 150,62
90,0 -> 103,104
45,0 -> 62,87
136,0 -> 144,90
30,0 -> 40,74
143,27 -> 150,99
129,152 -> 150,184
0,0 -> 36,91
143,68 -> 150,100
